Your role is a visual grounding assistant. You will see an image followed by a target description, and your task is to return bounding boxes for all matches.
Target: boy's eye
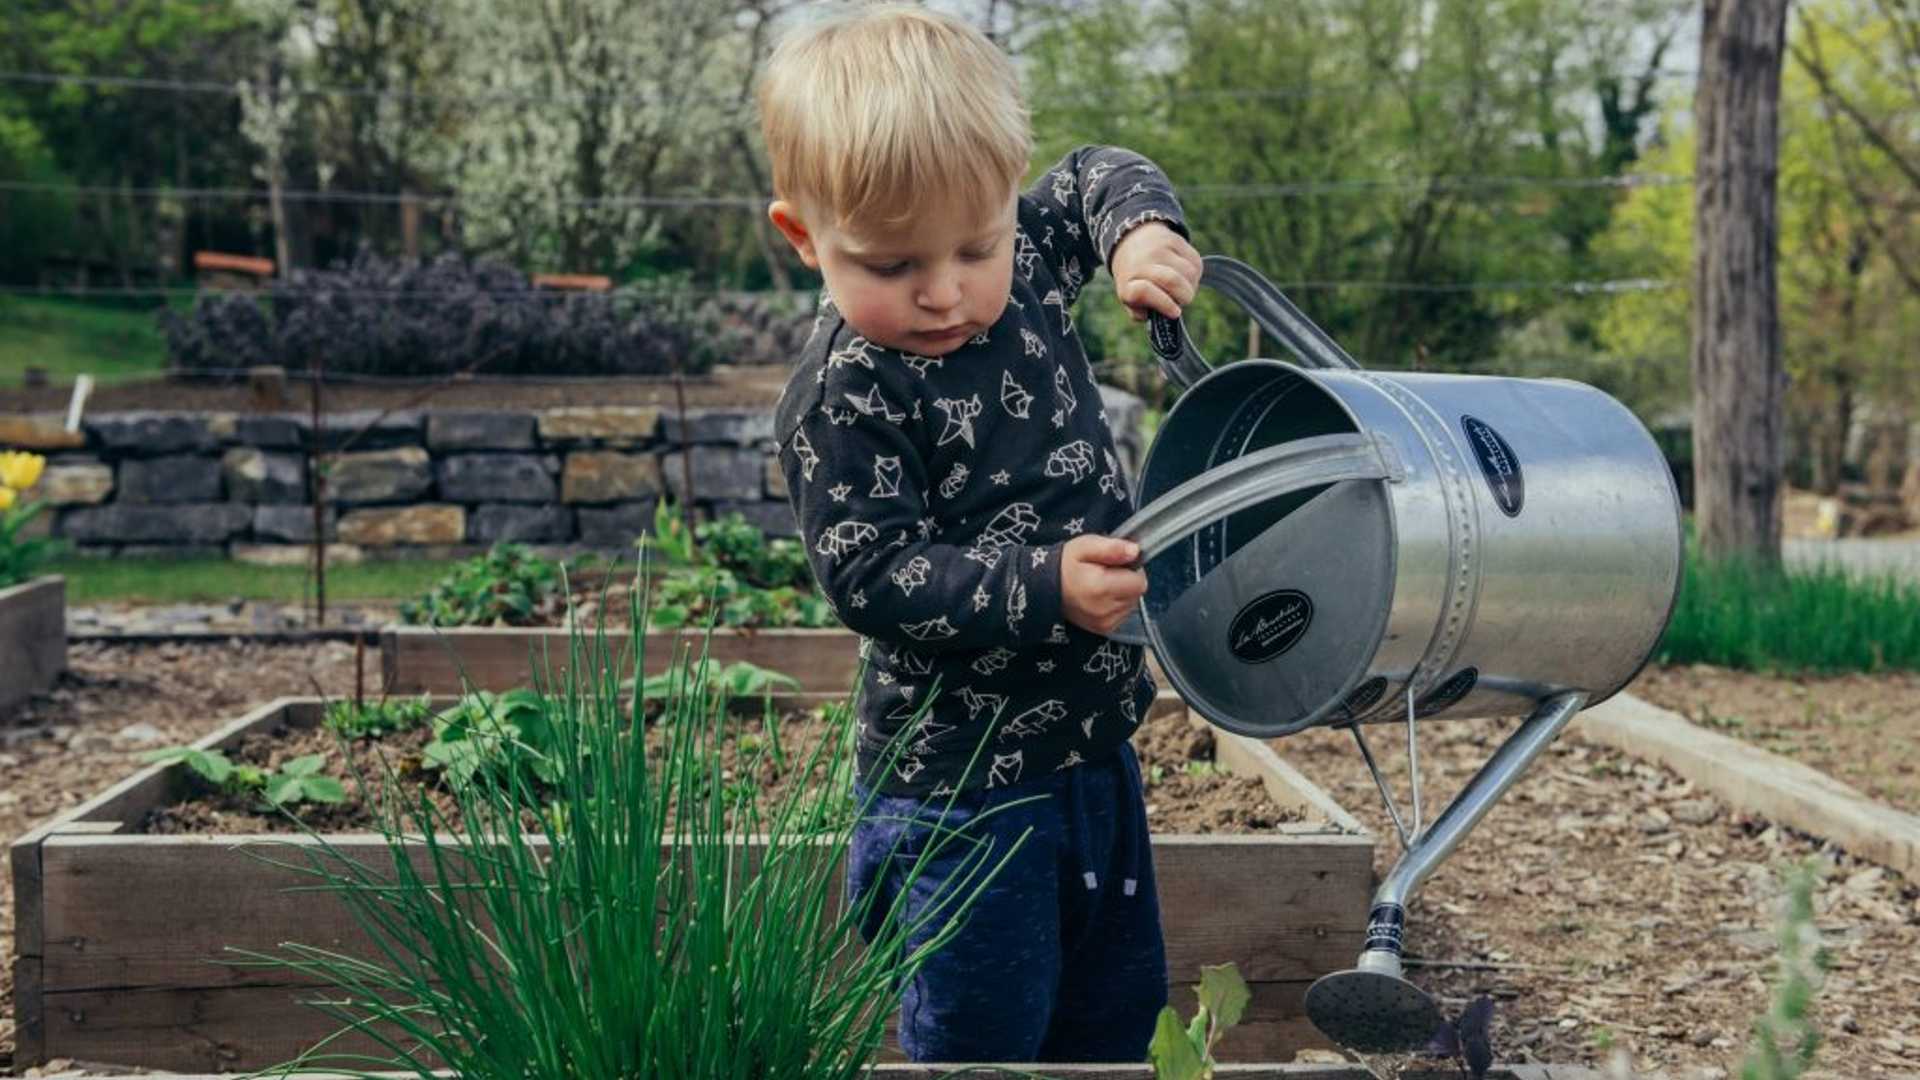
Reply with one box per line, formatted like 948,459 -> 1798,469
865,262 -> 908,277
962,244 -> 998,261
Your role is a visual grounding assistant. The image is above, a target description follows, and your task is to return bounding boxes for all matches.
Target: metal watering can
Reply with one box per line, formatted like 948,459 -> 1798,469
1107,257 -> 1683,1052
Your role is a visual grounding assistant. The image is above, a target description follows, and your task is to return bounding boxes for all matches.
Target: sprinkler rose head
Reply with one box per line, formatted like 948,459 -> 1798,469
1304,968 -> 1442,1054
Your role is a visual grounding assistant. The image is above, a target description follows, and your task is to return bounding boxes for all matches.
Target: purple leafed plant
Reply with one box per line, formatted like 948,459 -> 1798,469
161,253 -> 700,379
1423,994 -> 1495,1079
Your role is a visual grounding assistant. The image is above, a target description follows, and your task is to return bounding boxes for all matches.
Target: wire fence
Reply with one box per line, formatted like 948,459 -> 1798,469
0,66 -> 1702,110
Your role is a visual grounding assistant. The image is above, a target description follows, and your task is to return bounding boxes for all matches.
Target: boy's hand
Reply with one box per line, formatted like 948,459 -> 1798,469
1110,222 -> 1202,322
1060,534 -> 1147,637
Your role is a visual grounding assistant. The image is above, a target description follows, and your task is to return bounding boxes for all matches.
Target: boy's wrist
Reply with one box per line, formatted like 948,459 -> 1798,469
1101,212 -> 1189,271
1017,540 -> 1067,646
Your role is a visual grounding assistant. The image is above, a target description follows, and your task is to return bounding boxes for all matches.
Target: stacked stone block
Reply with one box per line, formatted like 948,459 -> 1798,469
1,404 -> 794,562
4,387 -> 1145,562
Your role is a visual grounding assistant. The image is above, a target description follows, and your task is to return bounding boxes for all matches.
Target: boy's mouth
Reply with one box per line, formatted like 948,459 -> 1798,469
914,324 -> 972,346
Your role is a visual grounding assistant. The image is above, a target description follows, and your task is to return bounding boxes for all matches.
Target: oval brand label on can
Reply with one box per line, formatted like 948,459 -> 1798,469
1227,589 -> 1313,664
1461,415 -> 1524,517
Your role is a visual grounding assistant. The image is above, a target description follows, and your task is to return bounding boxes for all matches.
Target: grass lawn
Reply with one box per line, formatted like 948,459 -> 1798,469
0,296 -> 176,386
48,556 -> 463,605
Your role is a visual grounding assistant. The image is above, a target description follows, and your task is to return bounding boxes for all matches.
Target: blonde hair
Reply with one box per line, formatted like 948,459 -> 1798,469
757,4 -> 1031,228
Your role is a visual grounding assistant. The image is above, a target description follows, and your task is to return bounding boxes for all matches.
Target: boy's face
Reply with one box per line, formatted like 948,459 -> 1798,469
770,190 -> 1017,357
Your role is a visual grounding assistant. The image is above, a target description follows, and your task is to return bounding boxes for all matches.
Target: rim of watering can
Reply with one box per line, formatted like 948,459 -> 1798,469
1561,387 -> 1687,711
1135,358 -> 1398,739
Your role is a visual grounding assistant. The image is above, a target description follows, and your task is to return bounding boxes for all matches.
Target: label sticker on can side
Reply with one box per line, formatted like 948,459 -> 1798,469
1227,589 -> 1313,664
1415,666 -> 1479,717
1461,415 -> 1524,517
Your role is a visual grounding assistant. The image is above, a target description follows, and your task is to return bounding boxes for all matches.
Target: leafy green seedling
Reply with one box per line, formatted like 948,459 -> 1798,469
1148,962 -> 1249,1080
325,694 -> 434,739
141,747 -> 347,807
264,753 -> 347,806
142,745 -> 236,787
634,660 -> 798,702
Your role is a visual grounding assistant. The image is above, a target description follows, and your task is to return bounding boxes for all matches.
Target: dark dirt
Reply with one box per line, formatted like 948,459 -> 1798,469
1632,663 -> 1920,816
135,702 -> 1299,839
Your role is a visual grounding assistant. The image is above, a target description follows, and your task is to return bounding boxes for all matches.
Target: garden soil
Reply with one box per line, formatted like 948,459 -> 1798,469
136,698 -> 1294,837
1631,664 -> 1920,816
3,644 -> 1918,1077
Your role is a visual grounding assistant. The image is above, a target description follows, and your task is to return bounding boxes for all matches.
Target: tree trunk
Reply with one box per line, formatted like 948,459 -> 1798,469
1690,0 -> 1789,564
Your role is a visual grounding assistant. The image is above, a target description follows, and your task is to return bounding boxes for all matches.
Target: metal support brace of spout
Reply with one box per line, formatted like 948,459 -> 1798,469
1365,690 -> 1586,944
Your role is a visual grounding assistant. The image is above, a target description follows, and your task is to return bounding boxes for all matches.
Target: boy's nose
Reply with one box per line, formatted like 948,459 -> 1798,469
918,273 -> 962,312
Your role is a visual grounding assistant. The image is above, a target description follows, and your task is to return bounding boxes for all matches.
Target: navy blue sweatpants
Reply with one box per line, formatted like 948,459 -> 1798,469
846,742 -> 1167,1063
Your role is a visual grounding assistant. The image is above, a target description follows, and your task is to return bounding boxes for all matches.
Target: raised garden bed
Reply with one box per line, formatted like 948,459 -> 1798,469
9,691 -> 1373,1073
382,623 -> 865,694
0,576 -> 65,716
150,1066 -> 1601,1079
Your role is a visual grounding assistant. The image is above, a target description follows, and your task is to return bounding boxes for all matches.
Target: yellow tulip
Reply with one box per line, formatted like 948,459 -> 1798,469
0,486 -> 15,511
0,451 -> 46,492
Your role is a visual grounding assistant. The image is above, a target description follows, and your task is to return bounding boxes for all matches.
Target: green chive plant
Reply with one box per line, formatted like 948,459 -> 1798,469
236,561 -> 1024,1078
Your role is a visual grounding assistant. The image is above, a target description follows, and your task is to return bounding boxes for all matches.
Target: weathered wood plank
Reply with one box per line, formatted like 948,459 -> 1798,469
381,625 -> 866,694
1583,692 -> 1920,879
37,979 -> 1328,1073
9,952 -> 44,1067
116,1060 -> 1589,1068
41,833 -> 1366,991
0,575 -> 66,716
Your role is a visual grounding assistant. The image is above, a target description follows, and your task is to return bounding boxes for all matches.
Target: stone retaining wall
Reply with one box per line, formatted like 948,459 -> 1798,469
2,389 -> 1145,563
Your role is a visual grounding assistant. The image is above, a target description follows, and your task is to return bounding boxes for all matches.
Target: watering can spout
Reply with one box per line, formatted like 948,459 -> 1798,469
1304,690 -> 1587,1053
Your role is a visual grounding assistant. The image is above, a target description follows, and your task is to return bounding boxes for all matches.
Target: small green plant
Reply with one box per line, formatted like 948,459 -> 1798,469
323,694 -> 434,739
1148,962 -> 1249,1079
399,543 -> 565,627
421,688 -> 561,789
1741,860 -> 1827,1080
637,658 -> 800,702
0,450 -> 60,589
649,497 -> 700,565
645,565 -> 836,629
139,746 -> 346,807
697,509 -> 814,590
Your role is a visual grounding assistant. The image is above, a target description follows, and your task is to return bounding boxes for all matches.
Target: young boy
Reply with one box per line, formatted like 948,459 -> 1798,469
760,4 -> 1202,1063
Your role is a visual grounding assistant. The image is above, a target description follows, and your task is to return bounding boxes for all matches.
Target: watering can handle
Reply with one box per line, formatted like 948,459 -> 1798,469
1116,431 -> 1400,565
1101,431 -> 1399,645
1146,256 -> 1362,391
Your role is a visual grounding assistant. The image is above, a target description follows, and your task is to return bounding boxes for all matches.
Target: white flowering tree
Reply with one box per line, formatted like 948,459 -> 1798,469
442,0 -> 765,272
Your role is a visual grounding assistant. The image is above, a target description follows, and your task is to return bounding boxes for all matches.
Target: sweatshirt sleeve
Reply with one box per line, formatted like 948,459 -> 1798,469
774,345 -> 1066,653
1022,145 -> 1189,307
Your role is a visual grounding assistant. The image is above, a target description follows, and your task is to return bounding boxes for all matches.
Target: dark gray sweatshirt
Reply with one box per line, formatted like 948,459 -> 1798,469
773,145 -> 1187,797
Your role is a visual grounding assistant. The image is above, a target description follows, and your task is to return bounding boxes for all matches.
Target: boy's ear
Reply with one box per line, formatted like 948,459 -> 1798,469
768,201 -> 821,269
